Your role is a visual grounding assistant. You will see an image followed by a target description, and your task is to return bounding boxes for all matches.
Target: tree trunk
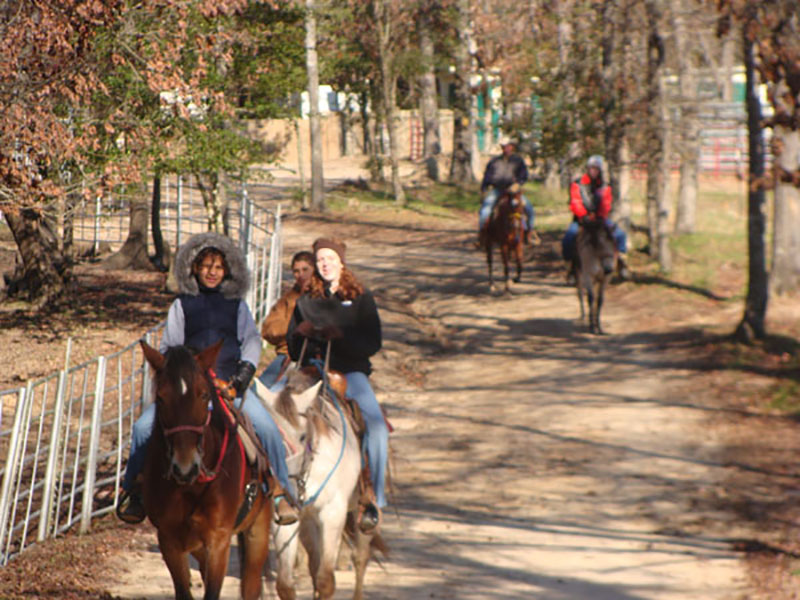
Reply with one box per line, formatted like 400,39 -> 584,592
448,0 -> 475,185
195,172 -> 224,232
673,0 -> 700,234
4,208 -> 67,306
102,185 -> 154,270
644,0 -> 670,270
150,175 -> 169,271
368,81 -> 385,183
771,124 -> 800,295
735,29 -> 768,342
418,2 -> 441,181
376,0 -> 405,206
306,0 -> 325,211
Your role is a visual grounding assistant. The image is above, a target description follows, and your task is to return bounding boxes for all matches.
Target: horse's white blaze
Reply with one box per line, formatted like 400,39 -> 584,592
181,378 -> 188,395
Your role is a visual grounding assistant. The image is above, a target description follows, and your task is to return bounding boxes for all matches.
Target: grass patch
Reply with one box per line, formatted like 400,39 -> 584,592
768,380 -> 800,415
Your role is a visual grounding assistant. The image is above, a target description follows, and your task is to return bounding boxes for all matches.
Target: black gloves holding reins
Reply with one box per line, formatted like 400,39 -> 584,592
230,360 -> 256,398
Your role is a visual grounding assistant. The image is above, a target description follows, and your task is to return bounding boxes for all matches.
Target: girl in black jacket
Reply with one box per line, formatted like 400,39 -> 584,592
287,237 -> 386,531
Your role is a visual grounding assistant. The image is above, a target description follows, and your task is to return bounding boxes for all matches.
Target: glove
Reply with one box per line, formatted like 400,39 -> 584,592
295,320 -> 318,338
319,325 -> 344,341
230,361 -> 256,398
509,182 -> 521,194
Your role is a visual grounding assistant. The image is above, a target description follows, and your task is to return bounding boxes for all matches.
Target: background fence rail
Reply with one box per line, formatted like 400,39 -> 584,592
0,180 -> 283,564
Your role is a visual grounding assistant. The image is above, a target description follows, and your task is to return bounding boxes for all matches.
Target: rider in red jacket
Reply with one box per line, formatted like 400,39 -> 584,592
561,155 -> 629,280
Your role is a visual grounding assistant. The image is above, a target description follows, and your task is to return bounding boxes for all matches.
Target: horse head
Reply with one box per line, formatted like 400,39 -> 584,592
141,339 -> 224,485
581,220 -> 617,275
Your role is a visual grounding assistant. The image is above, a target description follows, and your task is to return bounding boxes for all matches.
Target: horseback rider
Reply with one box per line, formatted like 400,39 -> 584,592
561,155 -> 630,281
258,250 -> 314,388
117,232 -> 299,526
285,237 -> 387,533
478,136 -> 535,246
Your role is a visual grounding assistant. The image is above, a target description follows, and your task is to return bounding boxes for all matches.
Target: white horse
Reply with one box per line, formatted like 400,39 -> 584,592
254,370 -> 385,600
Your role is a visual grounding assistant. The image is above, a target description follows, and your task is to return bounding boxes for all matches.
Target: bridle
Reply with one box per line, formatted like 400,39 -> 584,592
157,370 -> 238,485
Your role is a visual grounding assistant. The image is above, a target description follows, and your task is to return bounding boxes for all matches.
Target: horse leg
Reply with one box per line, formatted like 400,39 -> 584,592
200,537 -> 233,600
274,523 -> 300,600
595,280 -> 606,335
350,518 -> 373,600
309,500 -> 349,600
587,287 -> 596,333
158,534 -> 194,600
576,278 -> 586,322
513,241 -> 522,283
239,502 -> 271,600
501,246 -> 511,291
486,244 -> 495,292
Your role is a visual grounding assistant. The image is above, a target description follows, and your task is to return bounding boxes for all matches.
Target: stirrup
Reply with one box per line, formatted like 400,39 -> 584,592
359,502 -> 381,533
116,489 -> 146,524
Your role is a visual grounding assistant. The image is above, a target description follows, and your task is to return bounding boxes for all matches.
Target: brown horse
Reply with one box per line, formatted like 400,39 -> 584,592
575,219 -> 617,334
485,190 -> 525,292
139,340 -> 272,600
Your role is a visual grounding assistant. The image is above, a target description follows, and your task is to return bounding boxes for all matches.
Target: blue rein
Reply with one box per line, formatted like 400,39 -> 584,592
302,357 -> 348,507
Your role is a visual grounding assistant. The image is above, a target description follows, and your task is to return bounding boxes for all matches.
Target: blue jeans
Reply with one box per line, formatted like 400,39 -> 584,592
561,219 -> 627,261
270,371 -> 389,508
345,372 -> 389,509
122,389 -> 291,497
479,189 -> 534,231
258,354 -> 288,389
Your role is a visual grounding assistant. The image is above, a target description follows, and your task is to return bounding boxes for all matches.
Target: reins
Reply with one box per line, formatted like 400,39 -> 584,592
291,338 -> 349,508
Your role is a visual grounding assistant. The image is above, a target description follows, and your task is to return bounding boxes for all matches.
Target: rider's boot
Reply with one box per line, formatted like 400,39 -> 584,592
116,486 -> 146,524
268,474 -> 299,526
565,260 -> 577,285
475,224 -> 488,249
358,484 -> 381,533
617,253 -> 631,281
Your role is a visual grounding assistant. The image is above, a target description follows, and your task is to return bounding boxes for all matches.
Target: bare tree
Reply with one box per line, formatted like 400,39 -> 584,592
418,0 -> 441,181
644,0 -> 671,270
449,0 -> 476,184
375,0 -> 406,205
735,21 -> 767,341
306,0 -> 325,211
672,0 -> 701,234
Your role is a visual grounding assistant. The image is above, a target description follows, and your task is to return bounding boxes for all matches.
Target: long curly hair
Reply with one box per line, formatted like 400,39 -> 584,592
305,267 -> 364,300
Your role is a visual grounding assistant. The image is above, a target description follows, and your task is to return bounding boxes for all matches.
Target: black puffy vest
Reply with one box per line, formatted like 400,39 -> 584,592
178,290 -> 241,380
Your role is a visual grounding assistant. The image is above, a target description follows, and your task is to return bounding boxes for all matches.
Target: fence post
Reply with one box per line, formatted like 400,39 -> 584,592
265,206 -> 280,312
176,175 -> 183,249
0,386 -> 28,565
38,370 -> 67,542
80,357 -> 106,534
93,195 -> 101,254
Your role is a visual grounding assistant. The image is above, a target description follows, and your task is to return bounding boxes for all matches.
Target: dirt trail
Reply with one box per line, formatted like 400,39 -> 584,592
108,197 -> 751,599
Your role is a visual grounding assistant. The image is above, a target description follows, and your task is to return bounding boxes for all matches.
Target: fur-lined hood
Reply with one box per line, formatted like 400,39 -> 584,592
174,232 -> 250,299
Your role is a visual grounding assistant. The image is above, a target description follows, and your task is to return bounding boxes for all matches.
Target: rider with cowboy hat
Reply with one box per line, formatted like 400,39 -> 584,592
478,136 -> 535,246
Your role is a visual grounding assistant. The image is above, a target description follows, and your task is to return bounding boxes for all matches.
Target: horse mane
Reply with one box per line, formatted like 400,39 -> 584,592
274,370 -> 331,437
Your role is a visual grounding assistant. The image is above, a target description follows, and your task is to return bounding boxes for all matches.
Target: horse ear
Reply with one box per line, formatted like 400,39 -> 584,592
195,340 -> 224,372
140,340 -> 165,371
293,380 -> 323,413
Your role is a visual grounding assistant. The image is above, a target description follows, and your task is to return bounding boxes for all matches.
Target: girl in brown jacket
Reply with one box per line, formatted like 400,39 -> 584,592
258,251 -> 314,387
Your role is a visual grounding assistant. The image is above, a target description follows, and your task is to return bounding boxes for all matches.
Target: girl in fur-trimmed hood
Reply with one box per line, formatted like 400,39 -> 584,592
117,232 -> 298,526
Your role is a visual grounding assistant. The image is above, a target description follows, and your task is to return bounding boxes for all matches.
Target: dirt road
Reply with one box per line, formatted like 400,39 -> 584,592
108,198 -> 751,599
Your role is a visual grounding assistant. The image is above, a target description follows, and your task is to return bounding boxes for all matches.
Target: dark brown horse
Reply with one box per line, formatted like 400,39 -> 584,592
575,219 -> 617,334
139,340 -> 272,600
484,190 -> 525,292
